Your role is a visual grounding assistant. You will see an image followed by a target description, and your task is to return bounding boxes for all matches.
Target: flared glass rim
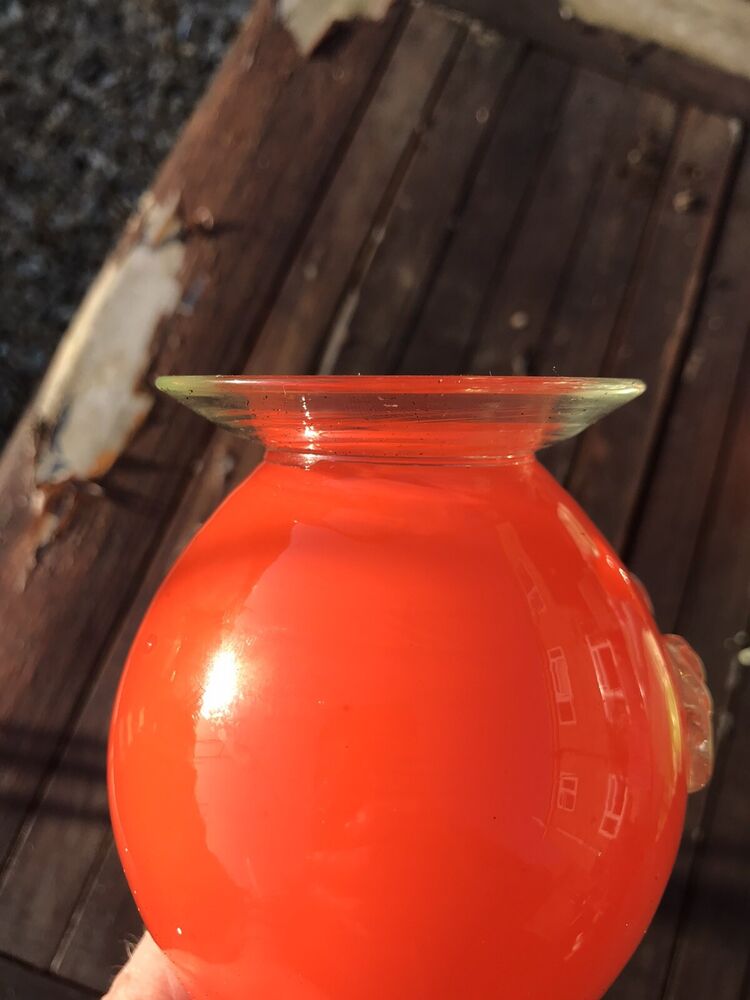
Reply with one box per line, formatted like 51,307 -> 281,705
156,374 -> 645,400
156,374 -> 646,461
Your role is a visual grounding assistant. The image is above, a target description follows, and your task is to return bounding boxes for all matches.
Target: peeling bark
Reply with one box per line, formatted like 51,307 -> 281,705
568,0 -> 750,81
278,0 -> 395,53
33,192 -> 187,488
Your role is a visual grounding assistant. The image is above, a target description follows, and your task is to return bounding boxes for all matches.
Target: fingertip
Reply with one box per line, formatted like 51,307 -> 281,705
104,933 -> 189,1000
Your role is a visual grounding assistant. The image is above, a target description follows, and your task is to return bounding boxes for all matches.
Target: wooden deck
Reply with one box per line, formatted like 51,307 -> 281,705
0,2 -> 748,996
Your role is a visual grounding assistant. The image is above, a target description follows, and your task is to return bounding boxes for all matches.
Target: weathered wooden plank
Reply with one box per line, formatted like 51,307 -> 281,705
664,661 -> 750,1000
0,4 -> 400,867
567,107 -> 739,550
0,956 -> 95,1000
658,344 -> 750,1000
330,27 -> 523,374
467,68 -> 623,375
250,4 -> 461,375
607,338 -> 750,999
53,840 -> 142,993
674,344 -> 750,706
645,365 -> 750,1000
440,0 -> 750,121
0,717 -> 109,967
627,144 -> 750,629
537,87 -> 676,481
399,49 -> 571,374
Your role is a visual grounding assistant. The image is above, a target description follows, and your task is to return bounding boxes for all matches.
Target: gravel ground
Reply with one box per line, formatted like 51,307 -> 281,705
0,0 -> 248,445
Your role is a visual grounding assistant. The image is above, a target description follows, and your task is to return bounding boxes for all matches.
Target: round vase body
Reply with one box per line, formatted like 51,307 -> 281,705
110,449 -> 690,1000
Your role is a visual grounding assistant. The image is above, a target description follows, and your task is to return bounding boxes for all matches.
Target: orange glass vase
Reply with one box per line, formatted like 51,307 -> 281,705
109,376 -> 713,1000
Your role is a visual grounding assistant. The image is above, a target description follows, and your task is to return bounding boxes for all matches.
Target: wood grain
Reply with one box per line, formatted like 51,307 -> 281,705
664,660 -> 750,1000
250,4 -> 460,376
608,336 -> 750,999
567,107 -> 739,550
399,50 -> 572,373
627,143 -> 750,628
53,840 -> 143,992
467,68 -> 623,375
331,26 -> 522,373
0,955 -> 95,1000
442,0 -> 750,120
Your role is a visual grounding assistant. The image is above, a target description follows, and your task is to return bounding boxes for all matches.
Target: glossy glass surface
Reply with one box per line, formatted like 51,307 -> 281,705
110,459 -> 697,998
155,374 -> 646,460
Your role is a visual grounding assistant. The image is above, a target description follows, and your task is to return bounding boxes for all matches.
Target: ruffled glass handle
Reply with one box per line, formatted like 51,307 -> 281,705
630,575 -> 714,793
663,635 -> 714,792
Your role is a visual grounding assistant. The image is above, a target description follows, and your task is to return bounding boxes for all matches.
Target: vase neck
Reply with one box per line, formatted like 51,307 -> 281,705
264,446 -> 536,469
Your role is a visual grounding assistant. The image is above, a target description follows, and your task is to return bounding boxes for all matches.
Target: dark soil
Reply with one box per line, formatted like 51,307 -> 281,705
0,0 -> 247,445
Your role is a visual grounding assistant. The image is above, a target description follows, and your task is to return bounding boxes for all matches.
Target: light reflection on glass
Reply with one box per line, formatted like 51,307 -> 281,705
548,646 -> 577,725
301,394 -> 321,443
567,931 -> 585,960
556,501 -> 600,559
588,638 -> 628,722
599,773 -> 628,840
557,773 -> 578,812
200,646 -> 241,722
